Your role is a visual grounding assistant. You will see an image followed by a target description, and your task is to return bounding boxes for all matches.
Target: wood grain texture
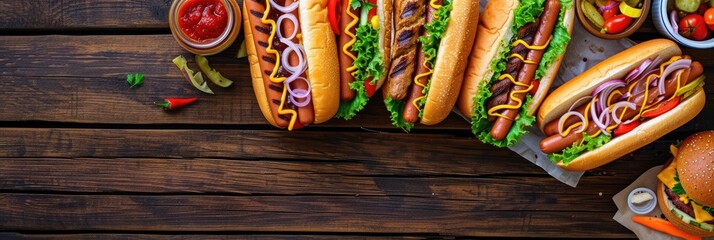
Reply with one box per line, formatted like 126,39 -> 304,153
0,35 -> 469,129
0,233 -> 432,240
0,0 -> 172,30
0,193 -> 632,237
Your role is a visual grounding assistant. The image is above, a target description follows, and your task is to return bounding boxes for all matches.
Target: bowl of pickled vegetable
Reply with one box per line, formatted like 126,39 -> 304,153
653,0 -> 714,48
577,0 -> 650,39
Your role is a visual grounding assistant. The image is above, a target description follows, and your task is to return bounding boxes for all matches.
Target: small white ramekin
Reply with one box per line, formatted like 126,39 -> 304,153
652,0 -> 714,48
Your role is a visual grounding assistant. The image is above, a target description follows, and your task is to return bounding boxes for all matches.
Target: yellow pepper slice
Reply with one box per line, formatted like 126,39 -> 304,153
619,1 -> 642,18
172,55 -> 214,94
195,55 -> 234,88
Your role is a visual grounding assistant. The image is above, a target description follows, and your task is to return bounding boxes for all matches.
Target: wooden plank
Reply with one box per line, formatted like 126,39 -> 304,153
0,0 -> 172,30
0,157 -> 629,210
0,35 -> 469,129
0,233 -> 431,240
0,193 -> 633,238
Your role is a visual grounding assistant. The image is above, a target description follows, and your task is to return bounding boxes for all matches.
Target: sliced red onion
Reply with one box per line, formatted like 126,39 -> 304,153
599,1 -> 618,13
286,76 -> 311,99
592,80 -> 625,96
280,38 -> 306,74
625,58 -> 652,82
660,59 -> 691,83
610,102 -> 637,125
670,10 -> 679,33
269,0 -> 299,13
276,14 -> 299,40
590,100 -> 607,133
599,110 -> 611,136
569,96 -> 593,112
558,111 -> 587,136
289,88 -> 312,107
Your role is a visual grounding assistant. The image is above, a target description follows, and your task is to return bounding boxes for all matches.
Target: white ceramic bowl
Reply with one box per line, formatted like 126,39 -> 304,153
652,0 -> 714,48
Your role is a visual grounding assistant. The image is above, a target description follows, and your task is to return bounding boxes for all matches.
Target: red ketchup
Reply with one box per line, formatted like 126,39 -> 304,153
178,0 -> 228,42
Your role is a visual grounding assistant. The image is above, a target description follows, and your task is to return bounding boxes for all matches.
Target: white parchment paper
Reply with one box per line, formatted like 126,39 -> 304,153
613,165 -> 714,239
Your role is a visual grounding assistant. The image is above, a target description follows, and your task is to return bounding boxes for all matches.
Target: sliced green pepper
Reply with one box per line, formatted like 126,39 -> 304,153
195,55 -> 233,88
172,55 -> 214,94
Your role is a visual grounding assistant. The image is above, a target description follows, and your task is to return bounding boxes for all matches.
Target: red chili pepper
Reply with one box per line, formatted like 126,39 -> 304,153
364,77 -> 377,97
328,0 -> 341,35
529,79 -> 540,96
368,0 -> 377,20
601,14 -> 632,34
154,97 -> 197,110
613,119 -> 642,137
642,96 -> 681,119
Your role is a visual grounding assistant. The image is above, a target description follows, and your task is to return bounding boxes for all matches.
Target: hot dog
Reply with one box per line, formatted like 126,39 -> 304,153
244,0 -> 340,130
382,0 -> 480,131
537,39 -> 707,171
458,0 -> 575,147
490,0 -> 561,141
333,0 -> 393,120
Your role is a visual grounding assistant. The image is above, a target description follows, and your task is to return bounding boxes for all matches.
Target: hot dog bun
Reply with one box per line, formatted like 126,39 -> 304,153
244,0 -> 340,128
420,0 -> 480,125
375,0 -> 393,90
457,0 -> 575,120
537,39 -> 706,171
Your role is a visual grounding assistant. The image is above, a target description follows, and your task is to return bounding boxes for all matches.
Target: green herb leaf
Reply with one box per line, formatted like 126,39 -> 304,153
127,73 -> 144,88
549,133 -> 611,165
672,172 -> 687,195
335,17 -> 383,120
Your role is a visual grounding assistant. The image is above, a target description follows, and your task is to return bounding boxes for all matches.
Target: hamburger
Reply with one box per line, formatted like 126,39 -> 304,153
657,131 -> 714,237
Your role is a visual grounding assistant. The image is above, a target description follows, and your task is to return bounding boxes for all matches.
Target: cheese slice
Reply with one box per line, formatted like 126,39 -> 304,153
693,203 -> 714,223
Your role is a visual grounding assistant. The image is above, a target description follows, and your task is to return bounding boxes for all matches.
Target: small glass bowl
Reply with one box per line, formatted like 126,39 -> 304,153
628,187 -> 657,215
169,0 -> 241,55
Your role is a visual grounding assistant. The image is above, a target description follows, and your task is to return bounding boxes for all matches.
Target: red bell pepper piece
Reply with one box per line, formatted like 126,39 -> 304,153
529,79 -> 540,96
328,0 -> 341,35
364,77 -> 377,97
613,119 -> 642,137
642,96 -> 681,119
155,97 -> 198,110
368,0 -> 377,19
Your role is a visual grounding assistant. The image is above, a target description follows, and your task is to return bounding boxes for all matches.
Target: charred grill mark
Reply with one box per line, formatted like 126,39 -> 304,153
249,0 -> 263,4
256,26 -> 271,34
397,30 -> 414,47
278,115 -> 291,121
390,58 -> 408,78
264,70 -> 273,76
250,9 -> 264,18
268,84 -> 282,92
401,1 -> 417,19
262,56 -> 276,64
490,78 -> 512,97
258,41 -> 269,48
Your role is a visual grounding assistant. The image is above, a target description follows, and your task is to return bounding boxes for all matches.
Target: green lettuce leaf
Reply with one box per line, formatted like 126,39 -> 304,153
548,133 -> 611,165
335,13 -> 384,120
672,171 -> 714,214
469,0 -> 572,147
383,0 -> 452,129
537,0 -> 572,79
384,98 -> 413,132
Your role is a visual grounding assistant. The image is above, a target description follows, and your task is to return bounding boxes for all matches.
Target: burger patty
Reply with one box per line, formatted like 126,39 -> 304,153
665,186 -> 695,217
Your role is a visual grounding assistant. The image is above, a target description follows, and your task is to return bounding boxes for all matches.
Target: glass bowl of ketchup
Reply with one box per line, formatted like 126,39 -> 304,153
169,0 -> 241,55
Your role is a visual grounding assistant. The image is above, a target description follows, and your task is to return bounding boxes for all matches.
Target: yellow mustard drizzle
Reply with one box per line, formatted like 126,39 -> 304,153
508,53 -> 537,65
343,4 -> 359,73
511,37 -> 552,50
410,0 -> 443,110
559,98 -> 593,137
261,0 -> 298,130
634,56 -> 681,120
486,37 -> 551,120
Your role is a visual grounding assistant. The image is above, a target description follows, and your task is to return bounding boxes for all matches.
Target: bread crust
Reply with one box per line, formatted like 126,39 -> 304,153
245,0 -> 340,127
457,0 -> 575,120
538,39 -> 681,129
658,178 -> 714,237
375,0 -> 393,90
299,0 -> 340,123
420,0 -> 480,125
677,131 -> 714,207
557,90 -> 705,171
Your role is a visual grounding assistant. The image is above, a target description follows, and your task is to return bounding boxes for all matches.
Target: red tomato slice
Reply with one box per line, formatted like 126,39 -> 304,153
328,0 -> 341,35
603,0 -> 618,20
641,96 -> 681,119
613,120 -> 642,137
368,0 -> 377,20
529,80 -> 540,96
365,77 -> 377,98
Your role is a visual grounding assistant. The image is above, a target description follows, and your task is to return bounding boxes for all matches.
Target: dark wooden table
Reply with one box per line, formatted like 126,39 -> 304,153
1,1 -> 713,239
